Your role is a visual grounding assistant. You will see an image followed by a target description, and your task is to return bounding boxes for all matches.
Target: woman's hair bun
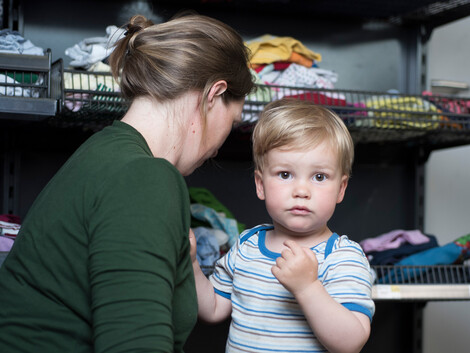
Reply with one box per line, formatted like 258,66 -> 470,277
125,15 -> 154,36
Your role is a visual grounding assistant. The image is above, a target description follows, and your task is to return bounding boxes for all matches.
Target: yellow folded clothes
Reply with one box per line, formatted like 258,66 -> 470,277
246,34 -> 321,66
363,96 -> 442,129
64,62 -> 119,92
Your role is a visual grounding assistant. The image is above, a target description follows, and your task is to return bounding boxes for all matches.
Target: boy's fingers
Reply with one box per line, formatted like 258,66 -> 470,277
283,240 -> 302,254
302,247 -> 315,260
280,248 -> 294,260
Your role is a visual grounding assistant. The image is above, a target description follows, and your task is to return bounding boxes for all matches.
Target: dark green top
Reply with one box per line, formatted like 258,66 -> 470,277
0,121 -> 197,353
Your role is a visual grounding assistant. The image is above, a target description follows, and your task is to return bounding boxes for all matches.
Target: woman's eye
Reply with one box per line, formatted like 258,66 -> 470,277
278,172 -> 291,180
314,173 -> 326,182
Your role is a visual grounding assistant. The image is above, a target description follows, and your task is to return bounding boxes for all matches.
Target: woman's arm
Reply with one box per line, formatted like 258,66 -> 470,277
90,160 -> 195,352
189,229 -> 232,323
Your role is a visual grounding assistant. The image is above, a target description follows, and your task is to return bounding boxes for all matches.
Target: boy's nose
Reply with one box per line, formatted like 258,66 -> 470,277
293,181 -> 311,198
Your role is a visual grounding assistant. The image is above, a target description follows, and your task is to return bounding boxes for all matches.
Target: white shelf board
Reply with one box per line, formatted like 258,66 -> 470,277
372,284 -> 470,301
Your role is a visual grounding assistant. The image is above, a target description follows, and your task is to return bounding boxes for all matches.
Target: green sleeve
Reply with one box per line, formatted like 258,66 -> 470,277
87,158 -> 191,352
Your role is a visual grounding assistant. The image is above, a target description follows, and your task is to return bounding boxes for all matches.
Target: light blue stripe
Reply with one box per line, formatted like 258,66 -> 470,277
212,272 -> 232,285
232,282 -> 292,300
329,291 -> 369,297
233,319 -> 313,335
236,266 -> 276,280
323,274 -> 372,285
228,337 -> 326,353
231,300 -> 302,318
238,247 -> 274,264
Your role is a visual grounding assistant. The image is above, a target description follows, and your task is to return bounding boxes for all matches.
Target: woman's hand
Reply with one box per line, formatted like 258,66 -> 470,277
189,228 -> 197,263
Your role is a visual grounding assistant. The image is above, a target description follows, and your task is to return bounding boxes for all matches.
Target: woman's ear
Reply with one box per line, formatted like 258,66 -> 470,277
254,170 -> 266,201
207,80 -> 227,107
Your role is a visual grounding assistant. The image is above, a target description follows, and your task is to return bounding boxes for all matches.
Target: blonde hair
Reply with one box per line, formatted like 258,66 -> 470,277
252,98 -> 354,176
109,13 -> 254,117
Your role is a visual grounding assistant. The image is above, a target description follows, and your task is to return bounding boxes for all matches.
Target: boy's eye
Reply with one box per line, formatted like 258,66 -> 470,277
314,173 -> 326,182
278,172 -> 291,180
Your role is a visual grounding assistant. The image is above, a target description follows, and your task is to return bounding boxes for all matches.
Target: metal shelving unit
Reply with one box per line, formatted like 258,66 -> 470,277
32,69 -> 469,149
58,69 -> 127,119
372,265 -> 470,301
0,49 -> 61,119
244,84 -> 470,148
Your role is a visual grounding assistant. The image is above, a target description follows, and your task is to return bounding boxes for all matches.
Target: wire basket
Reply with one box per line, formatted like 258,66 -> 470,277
0,49 -> 60,118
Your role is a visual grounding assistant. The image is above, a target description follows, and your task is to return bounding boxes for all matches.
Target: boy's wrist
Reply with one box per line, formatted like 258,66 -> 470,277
293,279 -> 323,302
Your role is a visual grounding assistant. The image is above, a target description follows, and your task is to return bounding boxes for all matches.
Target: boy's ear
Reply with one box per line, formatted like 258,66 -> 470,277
254,170 -> 266,200
207,80 -> 227,107
336,175 -> 349,204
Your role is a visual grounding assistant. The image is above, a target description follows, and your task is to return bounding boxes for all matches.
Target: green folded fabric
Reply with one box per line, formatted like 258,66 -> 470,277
6,72 -> 40,84
188,187 -> 245,233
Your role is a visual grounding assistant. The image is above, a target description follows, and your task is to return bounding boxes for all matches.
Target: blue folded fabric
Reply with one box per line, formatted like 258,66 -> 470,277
190,203 -> 240,247
378,233 -> 470,284
396,233 -> 470,266
368,234 -> 439,265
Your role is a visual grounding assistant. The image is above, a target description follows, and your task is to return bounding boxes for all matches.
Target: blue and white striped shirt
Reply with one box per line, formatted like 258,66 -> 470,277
210,224 -> 375,353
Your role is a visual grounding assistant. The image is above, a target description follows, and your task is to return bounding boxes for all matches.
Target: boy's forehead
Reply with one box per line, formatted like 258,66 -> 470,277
269,141 -> 337,158
265,141 -> 342,166
272,137 -> 335,153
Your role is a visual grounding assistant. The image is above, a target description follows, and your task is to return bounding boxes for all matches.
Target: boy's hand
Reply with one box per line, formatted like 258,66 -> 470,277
189,228 -> 197,263
271,240 -> 318,295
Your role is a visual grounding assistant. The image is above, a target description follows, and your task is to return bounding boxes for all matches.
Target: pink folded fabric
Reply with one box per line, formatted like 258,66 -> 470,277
0,236 -> 14,252
360,229 -> 430,253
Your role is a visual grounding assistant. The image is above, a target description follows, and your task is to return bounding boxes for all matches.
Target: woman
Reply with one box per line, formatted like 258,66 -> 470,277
0,14 -> 254,353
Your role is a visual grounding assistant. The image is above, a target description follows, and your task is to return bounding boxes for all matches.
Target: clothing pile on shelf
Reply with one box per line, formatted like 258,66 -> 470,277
0,214 -> 21,267
63,62 -> 122,113
361,229 -> 470,284
58,29 -> 469,130
392,233 -> 470,267
63,25 -> 125,113
242,34 -> 463,129
247,34 -> 334,90
422,91 -> 470,129
243,34 -> 343,123
0,29 -> 46,98
189,187 -> 245,276
65,25 -> 125,70
360,229 -> 439,266
0,29 -> 44,55
355,95 -> 442,129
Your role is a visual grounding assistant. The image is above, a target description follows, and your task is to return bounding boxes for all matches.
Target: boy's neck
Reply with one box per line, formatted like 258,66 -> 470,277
265,225 -> 332,252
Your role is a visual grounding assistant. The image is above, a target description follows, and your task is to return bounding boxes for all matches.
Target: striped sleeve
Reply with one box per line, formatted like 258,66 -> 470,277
319,236 -> 375,321
209,236 -> 241,299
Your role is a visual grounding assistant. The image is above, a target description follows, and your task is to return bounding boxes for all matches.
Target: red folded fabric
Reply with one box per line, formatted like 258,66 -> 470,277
285,92 -> 347,106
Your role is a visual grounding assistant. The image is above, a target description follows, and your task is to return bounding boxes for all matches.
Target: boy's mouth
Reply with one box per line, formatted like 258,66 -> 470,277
290,206 -> 311,215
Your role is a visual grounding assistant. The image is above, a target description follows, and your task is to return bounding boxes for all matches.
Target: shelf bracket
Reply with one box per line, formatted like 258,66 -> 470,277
399,24 -> 432,95
1,132 -> 20,216
1,0 -> 24,33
